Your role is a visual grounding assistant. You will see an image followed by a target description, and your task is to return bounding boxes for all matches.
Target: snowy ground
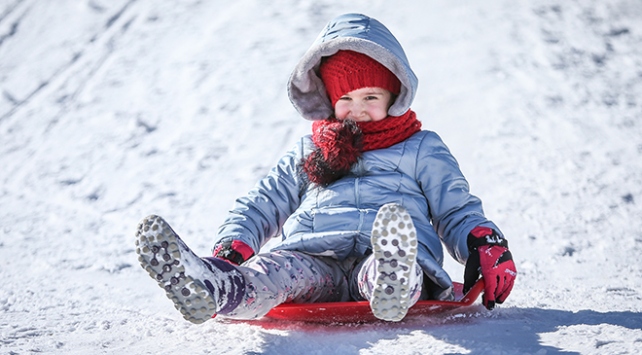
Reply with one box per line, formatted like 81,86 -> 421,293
1,0 -> 642,354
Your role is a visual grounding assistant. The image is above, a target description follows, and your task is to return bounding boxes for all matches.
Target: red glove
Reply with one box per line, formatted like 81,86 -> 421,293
212,240 -> 255,265
463,226 -> 516,310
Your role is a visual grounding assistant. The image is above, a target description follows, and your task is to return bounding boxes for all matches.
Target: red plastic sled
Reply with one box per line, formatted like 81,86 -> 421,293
259,279 -> 485,323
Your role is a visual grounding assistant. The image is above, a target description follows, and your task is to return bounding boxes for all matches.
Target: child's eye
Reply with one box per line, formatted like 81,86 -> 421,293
365,95 -> 378,100
339,96 -> 351,101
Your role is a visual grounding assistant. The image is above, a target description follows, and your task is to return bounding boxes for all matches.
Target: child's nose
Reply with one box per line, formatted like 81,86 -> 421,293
350,101 -> 366,119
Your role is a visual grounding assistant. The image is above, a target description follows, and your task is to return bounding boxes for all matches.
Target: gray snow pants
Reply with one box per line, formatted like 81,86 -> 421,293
220,250 -> 422,320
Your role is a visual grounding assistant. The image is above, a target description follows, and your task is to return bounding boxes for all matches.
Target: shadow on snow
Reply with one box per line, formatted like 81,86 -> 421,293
226,306 -> 642,354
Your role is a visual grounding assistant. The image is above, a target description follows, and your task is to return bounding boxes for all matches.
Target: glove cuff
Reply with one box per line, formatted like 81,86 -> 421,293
212,240 -> 255,265
467,226 -> 508,252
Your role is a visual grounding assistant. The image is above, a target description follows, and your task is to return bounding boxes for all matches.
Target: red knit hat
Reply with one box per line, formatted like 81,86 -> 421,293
319,50 -> 401,106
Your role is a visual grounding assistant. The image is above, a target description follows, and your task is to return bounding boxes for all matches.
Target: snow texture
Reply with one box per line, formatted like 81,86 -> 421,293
1,0 -> 642,354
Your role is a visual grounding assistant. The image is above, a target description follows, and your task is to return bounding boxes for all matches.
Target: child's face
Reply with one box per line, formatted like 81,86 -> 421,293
334,87 -> 393,122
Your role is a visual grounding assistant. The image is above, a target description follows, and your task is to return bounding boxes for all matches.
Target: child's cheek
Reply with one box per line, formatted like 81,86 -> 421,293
334,104 -> 348,120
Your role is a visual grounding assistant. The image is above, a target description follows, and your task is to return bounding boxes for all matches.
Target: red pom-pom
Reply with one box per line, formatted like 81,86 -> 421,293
303,119 -> 363,186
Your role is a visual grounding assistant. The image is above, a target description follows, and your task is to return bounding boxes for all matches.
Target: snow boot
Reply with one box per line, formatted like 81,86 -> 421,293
369,203 -> 421,321
135,215 -> 245,324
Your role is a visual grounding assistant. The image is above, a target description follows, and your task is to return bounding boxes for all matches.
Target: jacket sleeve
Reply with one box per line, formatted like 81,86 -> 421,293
212,138 -> 309,254
415,132 -> 501,264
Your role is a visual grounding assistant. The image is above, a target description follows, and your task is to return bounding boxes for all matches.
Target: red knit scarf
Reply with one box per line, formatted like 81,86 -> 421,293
302,110 -> 421,186
357,110 -> 422,151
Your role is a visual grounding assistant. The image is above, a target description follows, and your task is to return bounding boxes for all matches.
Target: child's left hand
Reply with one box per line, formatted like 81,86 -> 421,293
463,226 -> 517,310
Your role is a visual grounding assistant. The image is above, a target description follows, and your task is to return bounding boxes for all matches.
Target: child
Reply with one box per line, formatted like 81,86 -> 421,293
136,13 -> 516,324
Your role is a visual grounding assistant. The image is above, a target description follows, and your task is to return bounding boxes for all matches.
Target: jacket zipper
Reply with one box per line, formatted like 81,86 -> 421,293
354,177 -> 360,207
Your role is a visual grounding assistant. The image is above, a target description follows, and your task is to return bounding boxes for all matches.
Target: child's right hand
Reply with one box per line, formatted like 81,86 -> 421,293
212,240 -> 255,265
463,226 -> 517,310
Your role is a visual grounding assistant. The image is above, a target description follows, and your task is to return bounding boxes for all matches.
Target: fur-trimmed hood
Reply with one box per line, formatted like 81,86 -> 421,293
288,13 -> 418,121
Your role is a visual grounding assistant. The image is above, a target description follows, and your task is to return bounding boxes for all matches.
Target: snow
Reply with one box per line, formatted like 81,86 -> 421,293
1,0 -> 642,354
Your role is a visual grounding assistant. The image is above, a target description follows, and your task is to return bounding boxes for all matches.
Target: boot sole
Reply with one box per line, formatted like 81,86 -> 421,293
370,204 -> 418,321
135,215 -> 217,324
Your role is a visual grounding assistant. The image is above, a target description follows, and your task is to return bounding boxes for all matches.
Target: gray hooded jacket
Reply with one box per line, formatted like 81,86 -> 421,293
214,13 -> 500,291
